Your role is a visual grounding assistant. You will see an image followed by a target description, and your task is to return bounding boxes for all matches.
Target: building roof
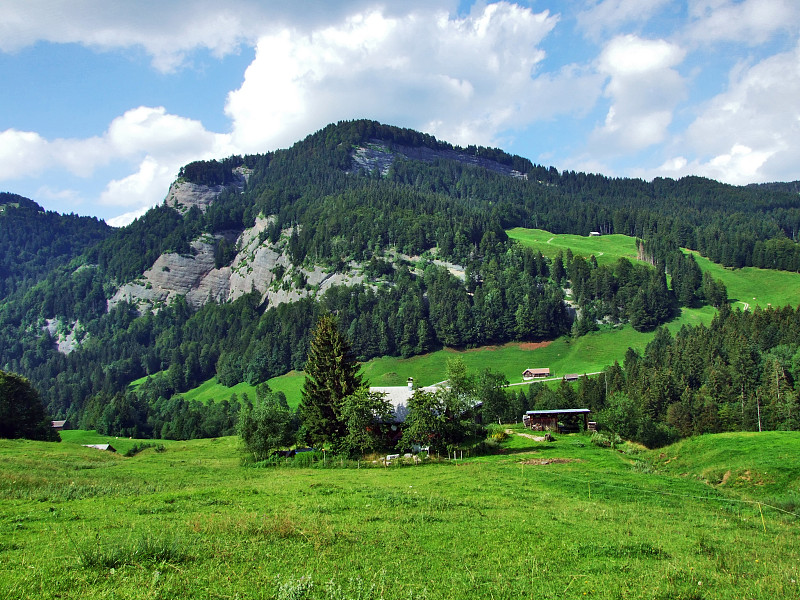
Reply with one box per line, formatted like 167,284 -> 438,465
51,420 -> 66,428
525,409 -> 591,416
82,444 -> 116,452
370,383 -> 443,422
523,368 -> 550,375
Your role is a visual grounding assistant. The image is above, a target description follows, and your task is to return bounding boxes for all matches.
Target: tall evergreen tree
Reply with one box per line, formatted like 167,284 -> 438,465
298,313 -> 365,449
0,370 -> 59,441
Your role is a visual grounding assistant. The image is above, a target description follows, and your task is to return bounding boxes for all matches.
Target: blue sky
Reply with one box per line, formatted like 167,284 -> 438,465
1,0 -> 799,225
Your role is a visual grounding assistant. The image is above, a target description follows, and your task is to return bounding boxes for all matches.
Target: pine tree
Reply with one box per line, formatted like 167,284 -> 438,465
298,313 -> 365,449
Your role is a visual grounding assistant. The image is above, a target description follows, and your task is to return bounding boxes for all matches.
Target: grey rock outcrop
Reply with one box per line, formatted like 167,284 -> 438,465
107,216 -> 366,314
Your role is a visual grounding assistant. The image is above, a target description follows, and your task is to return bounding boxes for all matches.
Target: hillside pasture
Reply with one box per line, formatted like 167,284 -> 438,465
506,227 -> 640,266
688,251 -> 800,309
0,431 -> 798,599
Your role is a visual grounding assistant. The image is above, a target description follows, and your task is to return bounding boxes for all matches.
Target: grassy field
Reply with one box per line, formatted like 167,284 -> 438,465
506,228 -> 640,266
688,251 -> 800,309
1,430 -> 798,599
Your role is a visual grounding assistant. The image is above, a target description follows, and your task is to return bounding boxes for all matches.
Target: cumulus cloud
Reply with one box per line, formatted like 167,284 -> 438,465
590,34 -> 686,152
687,0 -> 800,46
654,39 -> 800,184
0,106 -> 234,219
225,3 -> 599,151
0,0 -> 454,72
577,0 -> 672,39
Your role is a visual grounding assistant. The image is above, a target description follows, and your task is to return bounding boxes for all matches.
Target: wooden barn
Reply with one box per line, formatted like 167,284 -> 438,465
522,368 -> 550,380
522,408 -> 591,433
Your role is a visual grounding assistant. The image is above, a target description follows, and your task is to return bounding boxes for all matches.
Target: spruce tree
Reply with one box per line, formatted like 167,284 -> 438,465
299,313 -> 365,450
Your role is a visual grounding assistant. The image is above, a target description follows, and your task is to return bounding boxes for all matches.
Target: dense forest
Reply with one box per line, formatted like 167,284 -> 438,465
1,119 -> 799,444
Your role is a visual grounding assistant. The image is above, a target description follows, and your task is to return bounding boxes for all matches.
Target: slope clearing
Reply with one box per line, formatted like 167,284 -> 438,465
508,227 -> 800,309
1,430 -> 797,599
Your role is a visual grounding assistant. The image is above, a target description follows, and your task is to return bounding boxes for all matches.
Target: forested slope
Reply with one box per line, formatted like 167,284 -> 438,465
1,119 -> 799,441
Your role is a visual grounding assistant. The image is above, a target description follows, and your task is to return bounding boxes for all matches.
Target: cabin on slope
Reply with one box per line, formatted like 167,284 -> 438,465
522,368 -> 550,380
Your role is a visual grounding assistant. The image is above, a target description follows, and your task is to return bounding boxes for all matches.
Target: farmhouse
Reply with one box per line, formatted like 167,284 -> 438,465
369,377 -> 440,423
522,368 -> 550,380
523,408 -> 591,433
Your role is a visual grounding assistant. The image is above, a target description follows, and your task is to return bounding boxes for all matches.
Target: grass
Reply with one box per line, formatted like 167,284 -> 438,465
687,251 -> 800,309
506,227 -> 640,266
1,430 -> 798,599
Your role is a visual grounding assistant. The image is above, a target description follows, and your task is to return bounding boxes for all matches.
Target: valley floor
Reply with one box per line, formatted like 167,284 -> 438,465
1,430 -> 798,599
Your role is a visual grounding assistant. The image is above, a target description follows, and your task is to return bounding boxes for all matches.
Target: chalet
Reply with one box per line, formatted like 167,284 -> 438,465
522,408 -> 591,433
370,378 -> 440,423
522,368 -> 550,380
51,420 -> 66,431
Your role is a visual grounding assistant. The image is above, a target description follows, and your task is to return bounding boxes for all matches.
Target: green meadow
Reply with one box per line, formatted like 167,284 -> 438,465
688,251 -> 800,309
1,430 -> 798,599
508,227 -> 800,310
506,227 -> 640,266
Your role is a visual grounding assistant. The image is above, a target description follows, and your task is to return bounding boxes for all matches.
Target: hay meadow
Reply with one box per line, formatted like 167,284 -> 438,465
1,429 -> 798,599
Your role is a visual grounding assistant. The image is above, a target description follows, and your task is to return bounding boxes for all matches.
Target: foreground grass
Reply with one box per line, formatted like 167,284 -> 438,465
1,431 -> 798,599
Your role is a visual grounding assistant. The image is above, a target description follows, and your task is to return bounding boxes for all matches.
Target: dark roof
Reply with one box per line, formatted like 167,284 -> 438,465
525,409 -> 591,416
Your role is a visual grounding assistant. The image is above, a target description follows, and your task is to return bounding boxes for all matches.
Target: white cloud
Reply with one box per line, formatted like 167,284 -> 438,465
687,0 -> 800,46
0,130 -> 49,179
657,39 -> 800,184
590,35 -> 686,152
0,0 -> 454,72
224,2 -> 600,153
0,106 -> 235,220
577,0 -> 672,39
105,205 -> 153,228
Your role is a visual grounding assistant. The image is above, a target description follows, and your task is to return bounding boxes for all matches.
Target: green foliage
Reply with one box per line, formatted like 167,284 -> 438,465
238,390 -> 296,461
337,389 -> 394,458
0,369 -> 58,441
399,358 -> 485,453
299,314 -> 366,449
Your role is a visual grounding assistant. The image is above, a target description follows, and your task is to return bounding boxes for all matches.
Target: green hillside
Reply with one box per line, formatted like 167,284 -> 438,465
178,305 -> 715,409
1,431 -> 797,599
506,227 -> 640,265
647,431 -> 800,508
509,227 -> 800,309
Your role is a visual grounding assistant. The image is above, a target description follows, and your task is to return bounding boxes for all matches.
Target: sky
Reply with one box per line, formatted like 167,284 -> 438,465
1,1 -> 799,226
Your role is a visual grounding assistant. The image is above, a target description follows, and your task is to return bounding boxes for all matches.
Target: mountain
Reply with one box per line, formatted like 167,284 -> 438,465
0,193 -> 111,300
1,119 -> 800,439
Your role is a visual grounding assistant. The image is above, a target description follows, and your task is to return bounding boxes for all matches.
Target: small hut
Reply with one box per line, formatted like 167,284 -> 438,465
522,368 -> 550,380
522,409 -> 591,433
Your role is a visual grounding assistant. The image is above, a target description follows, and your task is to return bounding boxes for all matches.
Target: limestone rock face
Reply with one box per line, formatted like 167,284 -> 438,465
351,140 -> 527,180
106,216 -> 366,314
164,170 -> 247,214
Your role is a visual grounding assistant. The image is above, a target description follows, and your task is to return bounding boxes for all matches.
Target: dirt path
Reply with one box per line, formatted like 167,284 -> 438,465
507,371 -> 603,387
506,429 -> 549,442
